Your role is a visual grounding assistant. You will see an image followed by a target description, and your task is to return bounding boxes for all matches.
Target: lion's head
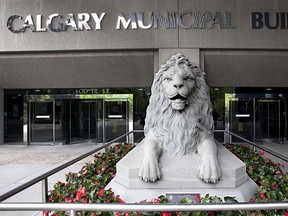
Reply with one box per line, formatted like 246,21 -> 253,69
144,53 -> 214,155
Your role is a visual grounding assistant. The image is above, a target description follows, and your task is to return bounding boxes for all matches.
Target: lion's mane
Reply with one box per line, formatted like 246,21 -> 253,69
144,54 -> 214,155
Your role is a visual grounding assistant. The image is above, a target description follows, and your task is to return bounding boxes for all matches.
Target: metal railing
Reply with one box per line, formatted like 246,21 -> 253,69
0,130 -> 287,215
1,202 -> 287,215
216,130 -> 288,163
0,130 -> 143,202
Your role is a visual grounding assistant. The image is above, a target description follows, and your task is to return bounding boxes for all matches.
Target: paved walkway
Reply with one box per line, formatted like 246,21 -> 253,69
0,141 -> 287,216
0,143 -> 102,216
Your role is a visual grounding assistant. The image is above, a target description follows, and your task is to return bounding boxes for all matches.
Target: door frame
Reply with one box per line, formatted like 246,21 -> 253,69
226,94 -> 287,143
24,94 -> 133,145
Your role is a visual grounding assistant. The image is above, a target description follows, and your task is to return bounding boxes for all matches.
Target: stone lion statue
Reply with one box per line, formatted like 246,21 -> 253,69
138,53 -> 221,184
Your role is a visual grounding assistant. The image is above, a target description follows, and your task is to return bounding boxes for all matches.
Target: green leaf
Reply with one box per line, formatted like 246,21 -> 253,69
224,196 -> 238,203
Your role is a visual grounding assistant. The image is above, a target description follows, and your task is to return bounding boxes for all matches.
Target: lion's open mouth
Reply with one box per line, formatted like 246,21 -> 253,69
169,94 -> 187,110
170,94 -> 187,101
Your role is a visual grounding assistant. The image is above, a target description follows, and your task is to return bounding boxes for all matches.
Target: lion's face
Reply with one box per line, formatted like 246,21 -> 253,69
161,66 -> 196,110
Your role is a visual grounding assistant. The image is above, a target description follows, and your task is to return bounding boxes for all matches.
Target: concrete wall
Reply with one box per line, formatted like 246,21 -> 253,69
1,51 -> 155,89
203,50 -> 288,87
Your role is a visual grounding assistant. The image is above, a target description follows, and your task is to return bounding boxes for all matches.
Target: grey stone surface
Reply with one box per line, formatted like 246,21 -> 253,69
106,143 -> 258,202
0,143 -> 97,216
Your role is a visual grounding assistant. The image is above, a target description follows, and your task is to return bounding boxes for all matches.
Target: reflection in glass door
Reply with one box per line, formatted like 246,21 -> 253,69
70,100 -> 103,143
25,94 -> 133,145
229,97 -> 287,143
30,101 -> 54,143
255,99 -> 287,142
229,99 -> 254,141
104,100 -> 128,142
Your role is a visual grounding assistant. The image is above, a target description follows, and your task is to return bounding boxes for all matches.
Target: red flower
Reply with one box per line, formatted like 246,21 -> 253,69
116,195 -> 125,203
285,211 -> 288,216
249,198 -> 254,202
260,193 -> 265,199
195,195 -> 201,203
43,211 -> 49,215
282,164 -> 285,169
208,211 -> 216,215
259,150 -> 265,156
97,188 -> 105,197
76,187 -> 87,200
162,212 -> 172,216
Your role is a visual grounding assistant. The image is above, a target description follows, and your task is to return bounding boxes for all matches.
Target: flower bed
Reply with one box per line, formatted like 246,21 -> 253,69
47,143 -> 288,216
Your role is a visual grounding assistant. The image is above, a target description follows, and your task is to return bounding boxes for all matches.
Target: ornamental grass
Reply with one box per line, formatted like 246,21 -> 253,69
46,143 -> 288,216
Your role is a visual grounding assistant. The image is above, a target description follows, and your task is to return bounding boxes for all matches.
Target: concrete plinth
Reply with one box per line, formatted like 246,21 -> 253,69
106,143 -> 258,203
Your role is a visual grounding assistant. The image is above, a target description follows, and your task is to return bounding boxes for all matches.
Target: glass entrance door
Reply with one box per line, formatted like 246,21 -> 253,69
228,97 -> 287,143
25,94 -> 133,145
104,100 -> 128,142
30,101 -> 54,144
229,99 -> 254,141
70,100 -> 103,143
255,99 -> 287,142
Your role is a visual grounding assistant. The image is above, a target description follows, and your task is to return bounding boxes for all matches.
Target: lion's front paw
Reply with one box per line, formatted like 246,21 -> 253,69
138,158 -> 161,182
199,155 -> 221,184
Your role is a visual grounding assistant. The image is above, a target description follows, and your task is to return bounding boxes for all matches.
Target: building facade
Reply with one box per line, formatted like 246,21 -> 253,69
1,0 -> 288,145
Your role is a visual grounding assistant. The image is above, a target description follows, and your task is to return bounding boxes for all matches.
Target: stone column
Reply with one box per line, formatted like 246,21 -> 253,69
0,87 -> 3,144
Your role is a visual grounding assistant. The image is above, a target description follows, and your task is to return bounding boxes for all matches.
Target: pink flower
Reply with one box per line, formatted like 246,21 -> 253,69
260,193 -> 265,199
271,182 -> 278,190
249,198 -> 254,202
266,158 -> 271,163
259,150 -> 265,156
152,197 -> 160,204
82,169 -> 88,175
275,171 -> 281,175
282,164 -> 285,169
101,167 -> 106,173
65,197 -> 73,203
162,212 -> 172,216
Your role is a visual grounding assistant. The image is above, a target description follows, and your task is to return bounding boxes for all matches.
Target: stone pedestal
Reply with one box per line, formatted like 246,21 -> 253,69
106,143 -> 258,203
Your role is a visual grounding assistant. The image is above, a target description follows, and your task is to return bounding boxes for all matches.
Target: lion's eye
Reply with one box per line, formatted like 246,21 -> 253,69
184,75 -> 195,81
163,76 -> 172,81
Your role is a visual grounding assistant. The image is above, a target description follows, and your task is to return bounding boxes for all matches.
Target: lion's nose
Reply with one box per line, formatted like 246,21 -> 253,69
173,83 -> 184,89
173,75 -> 184,89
